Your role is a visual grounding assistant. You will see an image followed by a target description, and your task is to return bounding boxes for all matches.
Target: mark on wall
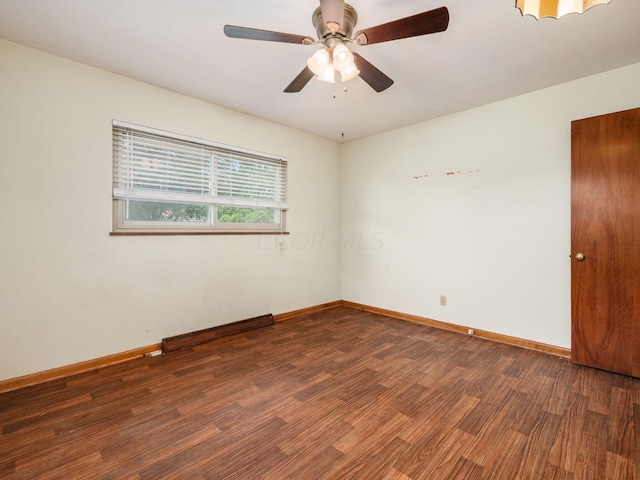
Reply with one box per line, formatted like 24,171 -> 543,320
413,169 -> 479,180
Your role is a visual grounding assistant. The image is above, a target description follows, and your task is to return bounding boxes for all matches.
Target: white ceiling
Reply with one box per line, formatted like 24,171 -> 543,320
1,0 -> 639,141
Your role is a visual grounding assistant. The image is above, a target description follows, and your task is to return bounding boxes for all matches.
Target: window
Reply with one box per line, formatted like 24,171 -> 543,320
112,121 -> 287,234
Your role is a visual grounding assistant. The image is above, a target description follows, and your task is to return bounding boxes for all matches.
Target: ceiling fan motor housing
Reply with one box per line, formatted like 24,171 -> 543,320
312,3 -> 358,43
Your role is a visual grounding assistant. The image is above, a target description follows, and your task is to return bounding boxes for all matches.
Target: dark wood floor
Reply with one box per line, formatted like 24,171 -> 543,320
1,306 -> 639,479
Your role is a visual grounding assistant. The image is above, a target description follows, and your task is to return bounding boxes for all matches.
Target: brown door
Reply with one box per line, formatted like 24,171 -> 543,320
571,107 -> 640,377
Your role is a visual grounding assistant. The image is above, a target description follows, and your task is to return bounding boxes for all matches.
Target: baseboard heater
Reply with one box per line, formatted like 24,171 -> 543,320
161,313 -> 274,353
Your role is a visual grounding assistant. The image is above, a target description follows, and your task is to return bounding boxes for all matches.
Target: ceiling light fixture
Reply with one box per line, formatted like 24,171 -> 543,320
516,0 -> 612,19
306,44 -> 360,88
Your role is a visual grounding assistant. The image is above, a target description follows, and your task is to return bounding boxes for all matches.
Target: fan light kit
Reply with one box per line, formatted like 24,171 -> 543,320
224,0 -> 450,94
307,44 -> 359,95
307,44 -> 359,83
516,0 -> 612,19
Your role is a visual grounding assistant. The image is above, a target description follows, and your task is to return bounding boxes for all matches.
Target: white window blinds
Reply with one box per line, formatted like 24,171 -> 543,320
113,122 -> 288,210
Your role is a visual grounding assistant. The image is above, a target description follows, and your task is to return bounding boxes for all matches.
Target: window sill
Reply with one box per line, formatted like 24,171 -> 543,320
110,231 -> 290,236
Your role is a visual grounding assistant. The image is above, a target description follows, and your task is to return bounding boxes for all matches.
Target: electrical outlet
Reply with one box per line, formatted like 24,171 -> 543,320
467,329 -> 474,335
439,295 -> 447,306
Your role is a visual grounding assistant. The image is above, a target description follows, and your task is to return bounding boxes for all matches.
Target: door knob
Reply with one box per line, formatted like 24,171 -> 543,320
575,253 -> 586,261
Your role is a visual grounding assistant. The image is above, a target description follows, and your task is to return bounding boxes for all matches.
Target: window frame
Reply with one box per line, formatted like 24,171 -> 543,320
111,121 -> 288,235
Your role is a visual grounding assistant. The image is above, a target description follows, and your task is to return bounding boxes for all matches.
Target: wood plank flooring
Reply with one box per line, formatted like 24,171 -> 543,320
1,306 -> 639,479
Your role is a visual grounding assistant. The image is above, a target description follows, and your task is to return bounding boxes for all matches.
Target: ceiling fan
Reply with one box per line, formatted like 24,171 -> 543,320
224,0 -> 449,93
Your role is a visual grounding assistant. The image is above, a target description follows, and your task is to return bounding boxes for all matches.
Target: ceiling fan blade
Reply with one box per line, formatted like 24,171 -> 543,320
320,0 -> 345,31
284,66 -> 315,93
354,6 -> 449,45
354,54 -> 394,93
224,25 -> 314,45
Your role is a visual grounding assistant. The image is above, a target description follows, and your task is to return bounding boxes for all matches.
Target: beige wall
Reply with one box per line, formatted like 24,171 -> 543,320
341,62 -> 640,349
3,35 -> 640,382
0,40 -> 342,380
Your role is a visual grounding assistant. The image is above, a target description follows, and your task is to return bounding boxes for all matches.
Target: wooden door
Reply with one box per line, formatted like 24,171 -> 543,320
571,107 -> 640,377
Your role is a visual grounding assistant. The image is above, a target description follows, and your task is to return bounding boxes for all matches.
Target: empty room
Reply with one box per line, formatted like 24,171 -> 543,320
1,0 -> 640,478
